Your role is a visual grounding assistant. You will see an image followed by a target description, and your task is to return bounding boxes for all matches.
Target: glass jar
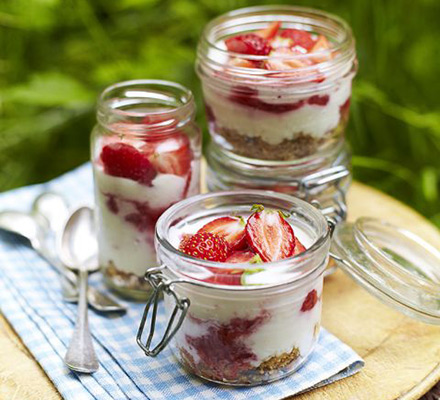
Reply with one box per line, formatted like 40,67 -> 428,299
91,80 -> 202,299
206,140 -> 351,221
139,191 -> 330,385
196,6 -> 357,162
137,191 -> 440,386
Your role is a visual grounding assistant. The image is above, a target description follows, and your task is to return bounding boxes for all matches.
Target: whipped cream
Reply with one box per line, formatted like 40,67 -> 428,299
94,166 -> 187,276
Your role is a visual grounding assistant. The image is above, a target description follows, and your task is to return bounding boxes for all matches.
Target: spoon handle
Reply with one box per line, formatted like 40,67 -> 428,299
36,245 -> 126,312
64,269 -> 99,373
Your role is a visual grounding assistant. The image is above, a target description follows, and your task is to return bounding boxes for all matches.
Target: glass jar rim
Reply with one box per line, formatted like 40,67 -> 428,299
155,190 -> 331,290
97,79 -> 195,134
204,6 -> 352,59
196,5 -> 356,88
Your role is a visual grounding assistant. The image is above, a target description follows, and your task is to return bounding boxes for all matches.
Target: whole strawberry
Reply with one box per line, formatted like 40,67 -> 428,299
179,232 -> 230,262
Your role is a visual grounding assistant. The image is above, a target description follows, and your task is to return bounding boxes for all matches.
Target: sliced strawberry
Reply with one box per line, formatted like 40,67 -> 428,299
179,232 -> 230,262
198,216 -> 247,250
301,289 -> 318,312
146,133 -> 192,177
265,47 -> 309,70
294,239 -> 306,255
228,57 -> 260,68
225,34 -> 272,56
204,267 -> 242,286
245,205 -> 296,262
310,35 -> 332,63
256,21 -> 281,40
225,250 -> 261,264
101,143 -> 157,185
280,29 -> 316,51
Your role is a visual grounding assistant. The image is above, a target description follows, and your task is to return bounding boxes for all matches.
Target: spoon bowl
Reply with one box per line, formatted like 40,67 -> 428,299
32,192 -> 69,234
60,207 -> 99,273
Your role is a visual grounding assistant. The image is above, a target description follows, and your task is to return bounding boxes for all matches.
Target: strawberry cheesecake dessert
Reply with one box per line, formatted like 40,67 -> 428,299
139,191 -> 330,385
92,80 -> 201,299
196,6 -> 357,161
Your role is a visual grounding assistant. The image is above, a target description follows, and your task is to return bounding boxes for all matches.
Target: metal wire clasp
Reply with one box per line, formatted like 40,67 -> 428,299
303,165 -> 349,222
136,267 -> 190,357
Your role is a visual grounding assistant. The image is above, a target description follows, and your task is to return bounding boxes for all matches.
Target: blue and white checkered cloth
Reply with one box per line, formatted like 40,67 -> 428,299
0,164 -> 364,400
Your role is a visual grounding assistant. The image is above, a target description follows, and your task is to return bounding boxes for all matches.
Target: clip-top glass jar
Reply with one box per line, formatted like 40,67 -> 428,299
138,191 -> 330,385
137,191 -> 440,386
196,5 -> 357,162
91,80 -> 201,299
206,140 -> 351,222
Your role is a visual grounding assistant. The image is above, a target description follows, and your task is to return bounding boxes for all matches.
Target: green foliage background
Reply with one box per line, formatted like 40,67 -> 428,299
1,0 -> 439,226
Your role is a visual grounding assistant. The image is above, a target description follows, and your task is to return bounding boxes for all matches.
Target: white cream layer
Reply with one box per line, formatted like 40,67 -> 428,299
94,167 -> 187,276
203,79 -> 351,145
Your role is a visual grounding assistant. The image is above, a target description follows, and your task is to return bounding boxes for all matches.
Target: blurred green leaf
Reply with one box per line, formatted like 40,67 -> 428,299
4,72 -> 93,108
421,168 -> 438,203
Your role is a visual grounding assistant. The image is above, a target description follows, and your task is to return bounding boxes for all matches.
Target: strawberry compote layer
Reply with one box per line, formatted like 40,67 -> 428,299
162,205 -> 326,385
93,129 -> 200,296
196,7 -> 356,161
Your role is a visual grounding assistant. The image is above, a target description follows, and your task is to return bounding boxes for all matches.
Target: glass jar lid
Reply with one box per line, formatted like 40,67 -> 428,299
331,217 -> 440,324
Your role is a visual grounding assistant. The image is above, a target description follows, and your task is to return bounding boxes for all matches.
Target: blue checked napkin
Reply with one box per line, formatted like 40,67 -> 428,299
0,164 -> 364,400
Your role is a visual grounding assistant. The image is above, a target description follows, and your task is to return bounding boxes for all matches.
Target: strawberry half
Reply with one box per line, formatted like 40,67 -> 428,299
245,205 -> 296,262
280,29 -> 316,51
198,216 -> 246,250
204,267 -> 242,286
145,132 -> 192,177
225,34 -> 272,56
101,142 -> 157,185
294,239 -> 307,255
225,250 -> 261,264
256,21 -> 281,40
179,232 -> 230,262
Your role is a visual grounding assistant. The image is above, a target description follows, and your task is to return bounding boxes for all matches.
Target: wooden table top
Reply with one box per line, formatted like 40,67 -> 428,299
1,181 -> 439,400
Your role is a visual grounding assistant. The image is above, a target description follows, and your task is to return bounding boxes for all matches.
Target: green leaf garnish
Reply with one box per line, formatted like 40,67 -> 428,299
240,267 -> 265,286
249,254 -> 263,264
278,210 -> 291,219
251,204 -> 265,213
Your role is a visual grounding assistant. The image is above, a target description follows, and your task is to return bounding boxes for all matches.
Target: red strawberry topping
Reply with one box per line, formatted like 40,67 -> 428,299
198,217 -> 246,250
256,21 -> 281,40
225,34 -> 272,56
101,143 -> 156,185
301,289 -> 319,312
146,133 -> 192,177
245,205 -> 296,262
280,29 -> 316,51
225,250 -> 260,264
179,232 -> 230,262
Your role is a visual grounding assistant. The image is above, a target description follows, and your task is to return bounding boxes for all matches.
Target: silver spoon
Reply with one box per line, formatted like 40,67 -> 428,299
0,208 -> 126,313
61,206 -> 99,373
0,210 -> 79,291
32,192 -> 70,234
32,193 -> 78,299
31,193 -> 126,312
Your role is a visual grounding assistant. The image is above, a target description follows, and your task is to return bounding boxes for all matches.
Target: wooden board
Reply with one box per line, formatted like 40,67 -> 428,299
1,181 -> 440,400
